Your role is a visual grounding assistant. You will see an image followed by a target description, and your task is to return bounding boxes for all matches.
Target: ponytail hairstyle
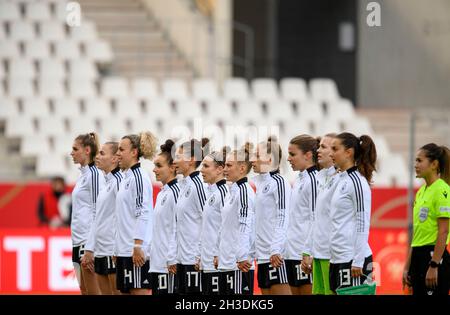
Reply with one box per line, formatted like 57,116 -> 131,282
122,131 -> 158,160
289,134 -> 320,168
259,136 -> 283,171
230,142 -> 254,175
335,132 -> 377,184
105,141 -> 119,155
75,132 -> 100,163
159,139 -> 176,165
180,138 -> 210,168
208,146 -> 231,168
420,143 -> 450,185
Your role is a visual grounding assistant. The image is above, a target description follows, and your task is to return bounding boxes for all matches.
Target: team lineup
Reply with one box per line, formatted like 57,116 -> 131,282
69,130 -> 450,296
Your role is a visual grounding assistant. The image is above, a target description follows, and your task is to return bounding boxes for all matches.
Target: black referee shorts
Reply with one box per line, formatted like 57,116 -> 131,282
409,245 -> 450,296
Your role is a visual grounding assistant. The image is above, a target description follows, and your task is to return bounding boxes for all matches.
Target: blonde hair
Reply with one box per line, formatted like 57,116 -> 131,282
122,131 -> 158,160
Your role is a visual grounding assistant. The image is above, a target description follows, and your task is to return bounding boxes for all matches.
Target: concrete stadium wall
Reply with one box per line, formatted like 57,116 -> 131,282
358,0 -> 450,108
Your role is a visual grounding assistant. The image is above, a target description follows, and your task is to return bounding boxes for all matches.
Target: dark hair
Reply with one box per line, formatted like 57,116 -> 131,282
290,134 -> 320,168
75,132 -> 100,163
420,143 -> 450,185
335,132 -> 377,183
159,139 -> 176,165
208,146 -> 231,168
51,176 -> 65,184
105,141 -> 119,155
230,142 -> 253,174
122,131 -> 158,160
179,138 -> 210,168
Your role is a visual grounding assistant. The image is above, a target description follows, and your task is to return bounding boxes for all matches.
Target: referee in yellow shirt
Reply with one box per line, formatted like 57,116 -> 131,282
403,143 -> 450,295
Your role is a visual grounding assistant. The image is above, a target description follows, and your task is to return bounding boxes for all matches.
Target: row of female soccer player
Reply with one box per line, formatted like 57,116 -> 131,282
69,130 -> 377,295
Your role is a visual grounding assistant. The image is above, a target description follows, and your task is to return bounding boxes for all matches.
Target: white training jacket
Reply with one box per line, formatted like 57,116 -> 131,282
218,177 -> 255,271
175,171 -> 207,265
115,163 -> 153,257
329,166 -> 372,268
253,170 -> 291,263
284,166 -> 318,260
200,179 -> 229,271
150,178 -> 179,273
85,167 -> 123,256
71,162 -> 105,247
303,166 -> 340,259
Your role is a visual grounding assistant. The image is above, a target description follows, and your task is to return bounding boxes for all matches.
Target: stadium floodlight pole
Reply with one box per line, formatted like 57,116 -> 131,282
407,111 -> 416,245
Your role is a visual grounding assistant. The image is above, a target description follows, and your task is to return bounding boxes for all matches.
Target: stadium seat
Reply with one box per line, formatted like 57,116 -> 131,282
67,117 -> 97,136
0,41 -> 20,59
0,2 -> 21,22
22,98 -> 51,118
147,98 -> 175,121
372,135 -> 390,158
251,78 -> 279,102
223,78 -> 250,102
192,78 -> 219,102
129,117 -> 158,134
83,98 -> 112,118
25,2 -> 52,21
70,20 -> 98,42
37,116 -> 67,136
0,23 -> 5,39
53,136 -> 74,156
10,21 -> 36,41
327,99 -> 355,120
55,40 -> 81,60
5,116 -> 36,137
309,78 -> 340,104
378,154 -> 408,186
162,78 -> 189,101
178,100 -> 204,123
237,100 -> 266,123
101,77 -> 129,99
298,101 -> 324,121
38,78 -> 66,98
83,41 -> 113,64
36,154 -> 67,177
21,135 -> 51,156
0,98 -> 19,119
68,59 -> 98,80
280,78 -> 309,103
9,59 -> 36,79
344,117 -> 374,135
39,21 -> 66,41
316,118 -> 343,135
24,40 -> 51,59
98,117 -> 130,138
52,98 -> 81,118
131,78 -> 159,100
114,98 -> 142,117
68,79 -> 97,99
8,78 -> 35,98
38,59 -> 66,80
203,99 -> 234,122
265,100 -> 296,122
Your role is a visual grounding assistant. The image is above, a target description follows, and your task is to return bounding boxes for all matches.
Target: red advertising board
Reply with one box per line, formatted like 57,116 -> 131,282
0,183 -> 417,294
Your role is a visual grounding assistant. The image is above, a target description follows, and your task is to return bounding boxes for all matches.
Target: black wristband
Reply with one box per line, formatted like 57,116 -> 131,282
429,260 -> 439,268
